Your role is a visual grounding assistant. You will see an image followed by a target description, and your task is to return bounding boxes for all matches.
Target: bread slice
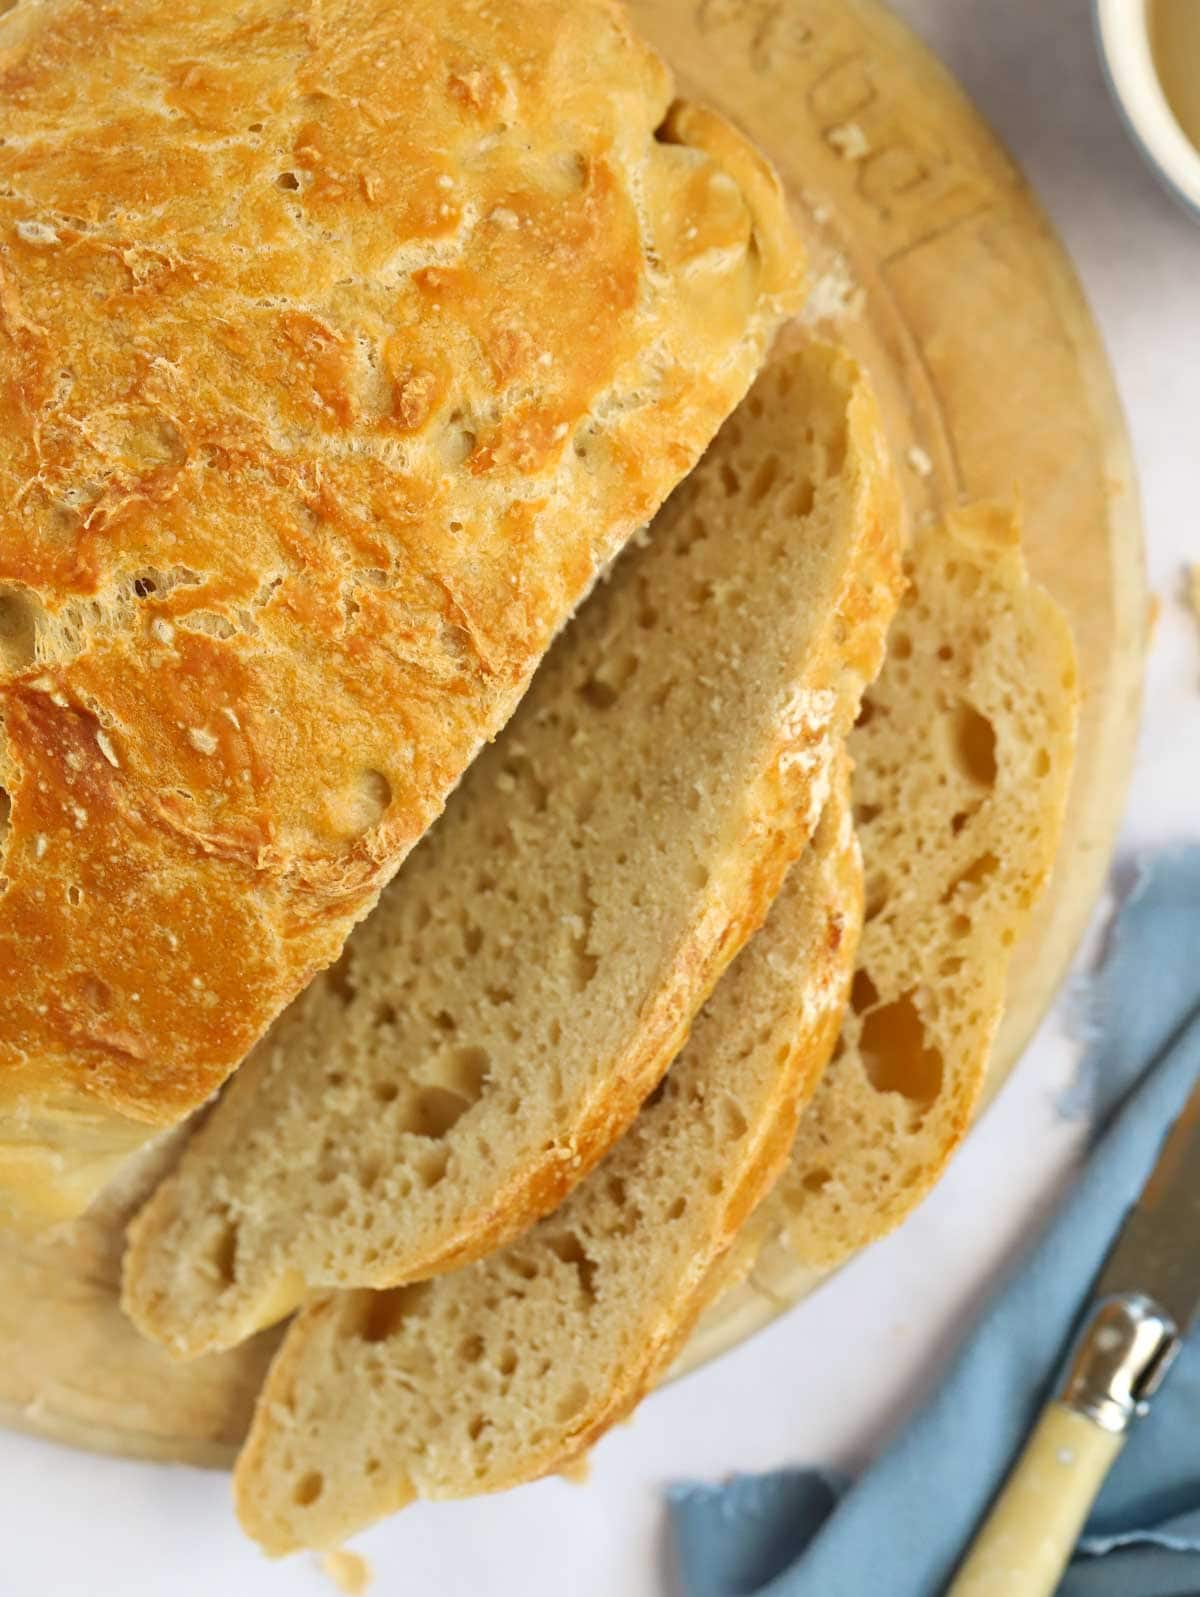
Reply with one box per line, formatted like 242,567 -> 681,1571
234,503 -> 1077,1557
234,766 -> 861,1555
123,340 -> 903,1358
0,0 -> 804,1228
763,502 -> 1078,1268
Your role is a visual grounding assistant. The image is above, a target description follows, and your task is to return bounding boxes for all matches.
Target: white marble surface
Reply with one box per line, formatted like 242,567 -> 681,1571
4,2 -> 1198,1593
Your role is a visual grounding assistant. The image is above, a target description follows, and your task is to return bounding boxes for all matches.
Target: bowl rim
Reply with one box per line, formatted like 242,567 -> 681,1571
1094,0 -> 1200,219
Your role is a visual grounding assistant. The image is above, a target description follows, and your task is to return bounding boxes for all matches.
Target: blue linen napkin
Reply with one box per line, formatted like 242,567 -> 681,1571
668,848 -> 1200,1597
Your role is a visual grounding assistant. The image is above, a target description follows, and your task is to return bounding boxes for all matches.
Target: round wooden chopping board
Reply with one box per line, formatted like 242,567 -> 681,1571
0,0 -> 1144,1463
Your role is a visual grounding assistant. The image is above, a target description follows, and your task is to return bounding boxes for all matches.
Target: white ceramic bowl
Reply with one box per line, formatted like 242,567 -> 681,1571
1095,0 -> 1200,218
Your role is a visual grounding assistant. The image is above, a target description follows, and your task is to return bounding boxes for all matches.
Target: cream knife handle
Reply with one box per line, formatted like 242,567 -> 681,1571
944,1403 -> 1122,1597
946,1293 -> 1179,1597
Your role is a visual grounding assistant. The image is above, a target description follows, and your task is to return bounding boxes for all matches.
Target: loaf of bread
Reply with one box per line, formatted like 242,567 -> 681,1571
0,0 -> 804,1227
233,767 -> 860,1554
122,339 -> 903,1358
767,502 -> 1078,1266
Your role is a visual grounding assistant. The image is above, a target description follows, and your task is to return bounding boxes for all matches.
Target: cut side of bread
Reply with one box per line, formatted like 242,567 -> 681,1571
123,340 -> 903,1359
234,768 -> 861,1555
765,502 -> 1078,1268
0,0 -> 804,1229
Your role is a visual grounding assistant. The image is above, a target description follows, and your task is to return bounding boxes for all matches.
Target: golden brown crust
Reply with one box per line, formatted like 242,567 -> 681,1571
0,0 -> 802,1225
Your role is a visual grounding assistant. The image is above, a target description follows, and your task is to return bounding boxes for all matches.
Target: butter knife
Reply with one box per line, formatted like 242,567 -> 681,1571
947,1074 -> 1200,1597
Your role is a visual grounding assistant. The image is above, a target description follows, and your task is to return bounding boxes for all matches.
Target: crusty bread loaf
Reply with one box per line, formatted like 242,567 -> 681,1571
764,502 -> 1078,1267
234,768 -> 860,1555
123,340 -> 903,1358
0,0 -> 803,1228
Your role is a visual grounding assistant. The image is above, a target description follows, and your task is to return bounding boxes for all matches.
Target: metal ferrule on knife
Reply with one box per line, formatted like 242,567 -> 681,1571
1058,1292 -> 1181,1434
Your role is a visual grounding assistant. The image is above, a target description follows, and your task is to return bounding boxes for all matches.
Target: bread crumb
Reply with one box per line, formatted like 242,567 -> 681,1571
1189,565 -> 1200,623
321,1548 -> 372,1595
220,706 -> 242,731
151,618 -> 175,645
1146,592 -> 1161,642
488,206 -> 519,228
906,446 -> 933,479
800,256 -> 864,325
188,727 -> 218,755
559,1453 -> 591,1485
95,729 -> 120,768
70,804 -> 88,829
827,121 -> 870,160
34,834 -> 48,860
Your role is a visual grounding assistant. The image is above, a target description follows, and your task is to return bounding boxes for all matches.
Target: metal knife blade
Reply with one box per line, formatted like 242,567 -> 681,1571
1094,1065 -> 1200,1334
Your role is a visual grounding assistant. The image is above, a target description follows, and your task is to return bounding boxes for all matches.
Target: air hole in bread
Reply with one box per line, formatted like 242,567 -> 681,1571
324,952 -> 357,1005
950,703 -> 997,787
719,462 -> 739,497
577,676 -> 618,711
666,1195 -> 687,1220
863,875 -> 890,922
276,171 -> 300,190
546,1232 -> 597,1302
333,769 -> 392,837
787,477 -> 815,520
414,1085 -> 471,1139
855,802 -> 881,825
444,1044 -> 489,1098
498,1347 -> 518,1376
568,895 -> 599,990
0,587 -> 39,672
179,610 -> 237,640
749,454 -> 780,505
66,883 -> 84,908
442,415 -> 477,466
0,788 -> 10,850
414,1144 -> 447,1187
205,1216 -> 239,1288
459,1333 -> 485,1364
947,852 -> 999,899
855,696 -> 876,729
356,1282 -> 432,1343
850,968 -> 879,1014
890,632 -> 913,661
722,1098 -> 748,1140
1034,748 -> 1051,778
555,1381 -> 589,1423
860,993 -> 944,1106
293,1470 -> 324,1506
